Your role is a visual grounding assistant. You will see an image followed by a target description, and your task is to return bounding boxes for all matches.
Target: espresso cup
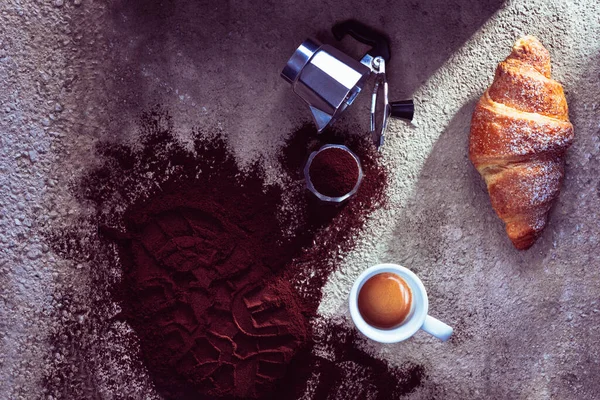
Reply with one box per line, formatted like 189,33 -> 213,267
349,263 -> 453,343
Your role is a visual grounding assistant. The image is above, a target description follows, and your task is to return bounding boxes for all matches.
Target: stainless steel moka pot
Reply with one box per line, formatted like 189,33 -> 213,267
281,20 -> 414,148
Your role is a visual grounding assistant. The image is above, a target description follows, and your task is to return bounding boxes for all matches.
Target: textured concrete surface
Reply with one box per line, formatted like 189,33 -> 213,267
0,0 -> 599,398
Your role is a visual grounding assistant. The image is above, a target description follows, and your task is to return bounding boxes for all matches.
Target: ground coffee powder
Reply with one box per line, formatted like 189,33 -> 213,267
46,109 -> 427,399
309,147 -> 359,198
113,185 -> 309,399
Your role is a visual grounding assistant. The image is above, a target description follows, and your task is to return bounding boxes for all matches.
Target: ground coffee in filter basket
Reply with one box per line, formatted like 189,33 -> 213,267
45,109 -> 426,399
309,147 -> 360,198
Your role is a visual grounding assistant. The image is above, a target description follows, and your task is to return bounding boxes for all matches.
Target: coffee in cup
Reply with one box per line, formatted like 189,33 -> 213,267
349,264 -> 453,343
357,272 -> 412,329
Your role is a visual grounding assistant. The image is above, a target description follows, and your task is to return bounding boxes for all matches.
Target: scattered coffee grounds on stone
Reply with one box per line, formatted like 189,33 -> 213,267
309,147 -> 359,197
111,184 -> 309,399
45,108 -> 427,399
276,317 -> 426,400
278,124 -> 388,315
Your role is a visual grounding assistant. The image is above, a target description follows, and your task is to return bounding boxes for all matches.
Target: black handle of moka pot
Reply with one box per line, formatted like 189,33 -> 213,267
390,100 -> 414,122
332,19 -> 391,63
332,20 -> 413,126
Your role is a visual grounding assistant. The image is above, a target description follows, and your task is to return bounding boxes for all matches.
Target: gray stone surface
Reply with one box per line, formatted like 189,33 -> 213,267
0,0 -> 598,398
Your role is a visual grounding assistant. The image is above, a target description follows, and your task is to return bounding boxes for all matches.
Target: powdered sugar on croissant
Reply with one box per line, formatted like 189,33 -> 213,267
469,36 -> 574,250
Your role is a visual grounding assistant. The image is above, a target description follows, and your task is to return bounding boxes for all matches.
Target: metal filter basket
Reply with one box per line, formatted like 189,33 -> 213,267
304,144 -> 364,203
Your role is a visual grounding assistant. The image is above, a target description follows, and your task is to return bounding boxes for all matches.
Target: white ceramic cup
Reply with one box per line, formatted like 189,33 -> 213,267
349,263 -> 453,343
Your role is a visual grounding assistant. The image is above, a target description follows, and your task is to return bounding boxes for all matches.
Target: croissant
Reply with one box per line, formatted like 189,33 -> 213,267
469,36 -> 574,250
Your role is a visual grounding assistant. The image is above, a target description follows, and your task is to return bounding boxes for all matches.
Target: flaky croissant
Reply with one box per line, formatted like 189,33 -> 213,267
469,36 -> 574,250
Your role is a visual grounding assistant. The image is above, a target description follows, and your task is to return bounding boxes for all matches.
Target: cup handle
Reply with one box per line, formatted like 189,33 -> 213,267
421,315 -> 453,341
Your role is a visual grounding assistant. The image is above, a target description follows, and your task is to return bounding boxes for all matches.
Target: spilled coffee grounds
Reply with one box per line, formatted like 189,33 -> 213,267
46,108 -> 427,399
309,147 -> 359,197
113,184 -> 309,398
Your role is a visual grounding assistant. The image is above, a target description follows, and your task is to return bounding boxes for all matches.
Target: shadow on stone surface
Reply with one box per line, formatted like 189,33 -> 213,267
98,0 -> 506,145
384,49 -> 600,398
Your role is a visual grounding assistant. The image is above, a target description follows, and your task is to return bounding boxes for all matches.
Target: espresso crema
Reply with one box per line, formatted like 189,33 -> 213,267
357,272 -> 412,329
